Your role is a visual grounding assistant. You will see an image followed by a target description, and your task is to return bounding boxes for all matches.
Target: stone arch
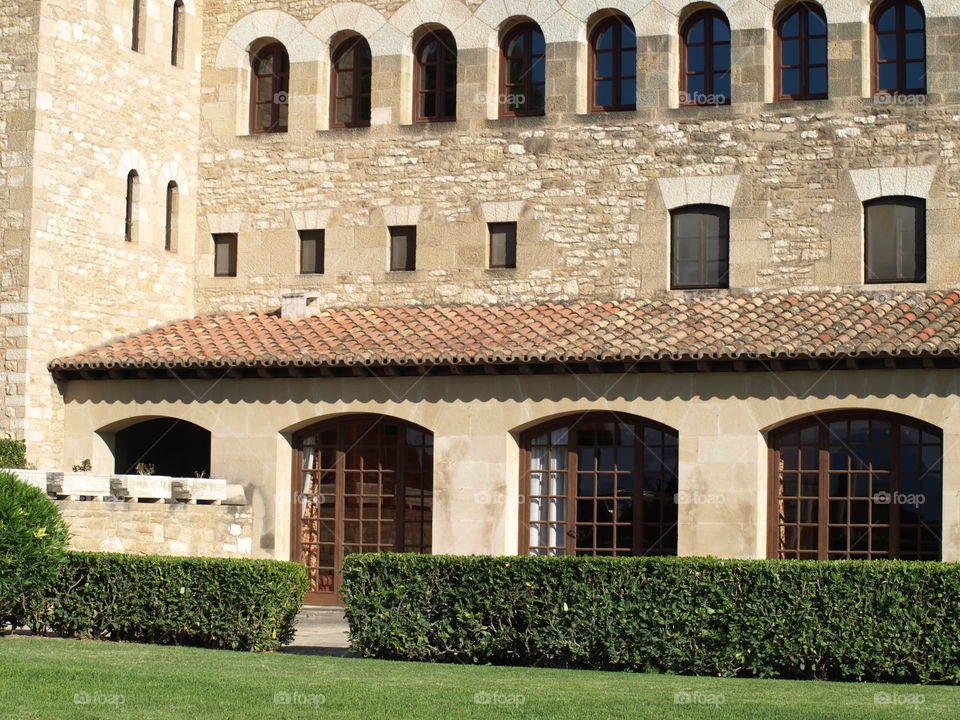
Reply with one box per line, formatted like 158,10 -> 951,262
116,149 -> 150,184
307,3 -> 399,56
215,9 -> 323,68
388,0 -> 478,50
159,160 -> 190,196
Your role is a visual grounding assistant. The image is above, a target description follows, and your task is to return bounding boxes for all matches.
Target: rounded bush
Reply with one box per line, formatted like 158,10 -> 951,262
0,471 -> 69,631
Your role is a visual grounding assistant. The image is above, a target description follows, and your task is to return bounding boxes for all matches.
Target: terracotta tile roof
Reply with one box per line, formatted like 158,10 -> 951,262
48,291 -> 960,374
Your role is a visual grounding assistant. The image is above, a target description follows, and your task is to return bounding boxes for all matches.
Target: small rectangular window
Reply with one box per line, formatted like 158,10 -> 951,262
489,222 -> 517,269
389,226 -> 417,271
213,233 -> 238,277
865,197 -> 925,283
670,205 -> 730,290
299,229 -> 325,275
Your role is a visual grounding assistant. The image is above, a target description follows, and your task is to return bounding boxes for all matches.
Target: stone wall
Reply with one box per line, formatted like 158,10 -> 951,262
194,1 -> 960,316
58,500 -> 253,558
21,0 -> 204,467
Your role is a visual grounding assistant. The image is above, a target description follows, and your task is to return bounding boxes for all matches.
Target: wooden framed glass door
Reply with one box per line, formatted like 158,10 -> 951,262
292,415 -> 433,604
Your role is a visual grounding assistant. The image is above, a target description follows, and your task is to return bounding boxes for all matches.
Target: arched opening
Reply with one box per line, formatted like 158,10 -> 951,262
330,34 -> 372,128
499,20 -> 546,117
114,418 -> 211,478
520,412 -> 678,557
680,7 -> 731,106
250,41 -> 289,133
588,13 -> 636,112
768,411 -> 942,560
871,0 -> 926,96
124,170 -> 139,243
413,27 -> 457,123
171,0 -> 185,67
164,181 -> 179,252
293,415 -> 433,603
774,2 -> 828,100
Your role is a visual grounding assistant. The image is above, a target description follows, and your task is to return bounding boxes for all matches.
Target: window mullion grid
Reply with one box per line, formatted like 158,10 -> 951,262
566,443 -> 577,556
698,214 -> 708,287
818,426 -> 829,561
890,421 -> 902,558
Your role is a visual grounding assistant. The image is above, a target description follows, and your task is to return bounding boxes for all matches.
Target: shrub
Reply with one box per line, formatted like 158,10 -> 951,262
49,552 -> 308,651
342,553 -> 960,683
0,472 -> 70,631
0,440 -> 27,470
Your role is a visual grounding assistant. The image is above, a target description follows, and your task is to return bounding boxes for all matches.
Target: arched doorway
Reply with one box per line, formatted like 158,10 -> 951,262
768,411 -> 942,560
519,412 -> 679,557
293,415 -> 434,604
114,418 -> 211,478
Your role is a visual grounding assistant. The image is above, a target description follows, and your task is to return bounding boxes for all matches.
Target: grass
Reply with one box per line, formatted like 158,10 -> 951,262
0,636 -> 958,719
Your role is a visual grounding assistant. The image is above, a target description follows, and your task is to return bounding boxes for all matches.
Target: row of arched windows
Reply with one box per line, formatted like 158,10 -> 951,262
131,0 -> 185,67
124,170 -> 179,251
250,0 -> 927,132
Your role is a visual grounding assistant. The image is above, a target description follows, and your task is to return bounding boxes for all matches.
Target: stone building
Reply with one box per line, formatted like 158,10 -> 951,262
2,0 -> 960,601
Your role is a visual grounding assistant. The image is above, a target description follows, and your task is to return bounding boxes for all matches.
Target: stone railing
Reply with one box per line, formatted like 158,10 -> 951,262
5,469 -> 246,505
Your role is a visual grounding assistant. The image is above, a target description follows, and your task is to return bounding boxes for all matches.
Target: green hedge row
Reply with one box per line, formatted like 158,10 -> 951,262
342,553 -> 960,683
47,552 -> 308,651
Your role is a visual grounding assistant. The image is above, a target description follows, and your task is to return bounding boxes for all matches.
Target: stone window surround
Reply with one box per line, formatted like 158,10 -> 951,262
212,1 -> 949,135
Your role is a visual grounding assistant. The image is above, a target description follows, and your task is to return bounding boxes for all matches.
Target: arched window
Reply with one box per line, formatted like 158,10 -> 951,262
250,42 -> 289,133
171,0 -> 185,67
864,196 -> 925,283
670,204 -> 730,289
500,22 -> 546,117
872,0 -> 926,95
124,170 -> 139,243
331,36 -> 373,129
589,16 -> 636,112
414,30 -> 457,123
165,181 -> 178,252
775,3 -> 828,100
680,10 -> 731,106
770,412 -> 942,560
521,413 -> 678,557
294,416 -> 433,603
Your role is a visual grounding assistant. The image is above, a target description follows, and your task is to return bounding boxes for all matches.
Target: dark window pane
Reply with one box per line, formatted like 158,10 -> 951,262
213,233 -> 237,277
781,68 -> 801,96
808,66 -> 828,95
620,78 -> 636,107
688,46 -> 705,73
781,38 -> 800,67
596,26 -> 614,51
489,222 -> 517,269
687,17 -> 705,44
876,6 -> 896,32
905,33 -> 924,61
904,5 -> 924,31
781,10 -> 800,37
877,62 -> 897,92
905,61 -> 925,90
808,9 -> 827,35
596,51 -> 613,78
878,34 -> 897,62
713,45 -> 730,72
299,230 -> 325,274
713,17 -> 729,42
595,79 -> 613,107
389,226 -> 417,271
809,37 -> 828,63
532,30 -> 545,55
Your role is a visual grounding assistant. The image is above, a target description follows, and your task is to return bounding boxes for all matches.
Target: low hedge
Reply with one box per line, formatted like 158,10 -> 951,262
342,553 -> 960,683
47,552 -> 308,651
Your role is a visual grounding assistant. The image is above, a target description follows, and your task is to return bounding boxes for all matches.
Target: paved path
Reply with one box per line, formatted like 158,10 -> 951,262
282,606 -> 353,656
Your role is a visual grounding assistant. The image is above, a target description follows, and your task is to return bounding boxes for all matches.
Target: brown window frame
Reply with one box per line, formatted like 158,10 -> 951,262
774,2 -> 829,101
413,29 -> 457,123
124,170 -> 139,243
299,229 -> 325,275
680,9 -> 732,106
171,0 -> 185,67
588,16 -> 637,113
871,0 -> 926,96
767,411 -> 942,561
213,233 -> 238,277
250,42 -> 290,134
389,226 -> 417,272
519,412 -> 679,558
131,0 -> 144,52
330,36 -> 373,129
864,196 -> 925,284
670,204 -> 730,290
164,181 -> 178,252
488,222 -> 517,269
499,22 -> 546,118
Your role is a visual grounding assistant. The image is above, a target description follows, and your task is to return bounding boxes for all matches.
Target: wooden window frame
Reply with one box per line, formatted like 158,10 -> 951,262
124,170 -> 139,243
330,36 -> 372,129
389,226 -> 417,272
499,22 -> 546,118
864,196 -> 926,284
413,30 -> 457,124
871,0 -> 926,96
488,222 -> 517,269
670,204 -> 730,290
519,412 -> 679,558
680,9 -> 732,106
171,0 -> 185,67
299,229 -> 325,275
250,42 -> 290,134
588,16 -> 637,113
164,181 -> 178,252
767,411 -> 942,561
213,233 -> 238,277
775,3 -> 829,101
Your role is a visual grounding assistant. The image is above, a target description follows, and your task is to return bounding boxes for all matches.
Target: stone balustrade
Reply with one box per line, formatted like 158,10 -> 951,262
5,469 -> 245,505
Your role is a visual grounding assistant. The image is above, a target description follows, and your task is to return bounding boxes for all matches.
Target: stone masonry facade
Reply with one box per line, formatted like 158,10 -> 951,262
2,0 -> 960,470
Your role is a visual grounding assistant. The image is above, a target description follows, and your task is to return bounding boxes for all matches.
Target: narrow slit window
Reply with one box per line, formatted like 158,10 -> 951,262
125,170 -> 139,243
171,0 -> 185,67
164,181 -> 178,252
213,233 -> 238,277
132,0 -> 144,52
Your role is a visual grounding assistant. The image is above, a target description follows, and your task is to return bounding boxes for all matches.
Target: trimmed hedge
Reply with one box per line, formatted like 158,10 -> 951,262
47,552 -> 308,651
342,553 -> 960,683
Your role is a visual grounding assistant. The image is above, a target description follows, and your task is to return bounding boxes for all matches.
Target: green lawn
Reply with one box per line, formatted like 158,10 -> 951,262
0,637 -> 957,719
